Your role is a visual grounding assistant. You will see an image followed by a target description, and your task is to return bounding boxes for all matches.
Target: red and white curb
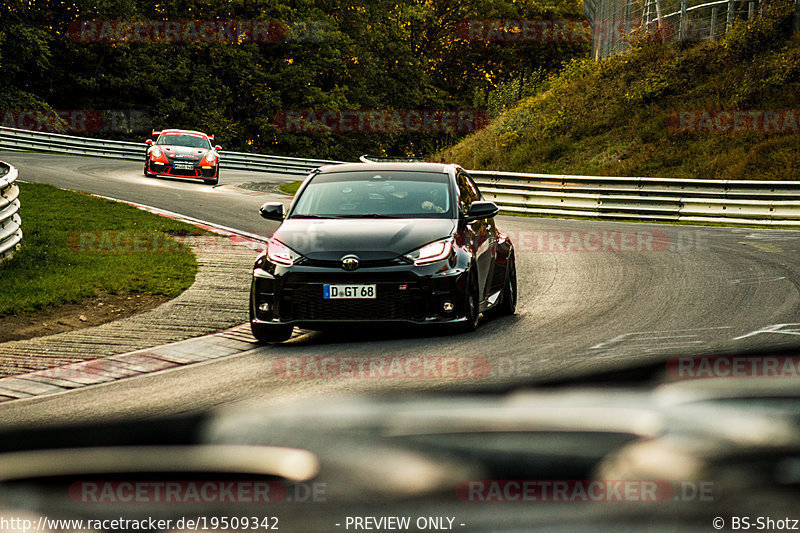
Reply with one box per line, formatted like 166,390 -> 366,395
0,325 -> 260,401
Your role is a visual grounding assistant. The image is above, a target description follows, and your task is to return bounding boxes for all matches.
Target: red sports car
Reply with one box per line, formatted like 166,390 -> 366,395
144,129 -> 221,185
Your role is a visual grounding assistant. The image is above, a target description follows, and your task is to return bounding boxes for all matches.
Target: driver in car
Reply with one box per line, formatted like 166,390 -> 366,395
388,188 -> 446,213
421,190 -> 446,213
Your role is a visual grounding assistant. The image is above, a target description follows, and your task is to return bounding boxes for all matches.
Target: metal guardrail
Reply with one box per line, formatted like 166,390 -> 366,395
471,170 -> 800,226
0,161 -> 22,261
2,127 -> 799,226
0,126 -> 343,176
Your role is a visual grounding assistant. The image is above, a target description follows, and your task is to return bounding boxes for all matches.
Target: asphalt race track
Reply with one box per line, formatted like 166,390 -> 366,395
1,151 -> 800,428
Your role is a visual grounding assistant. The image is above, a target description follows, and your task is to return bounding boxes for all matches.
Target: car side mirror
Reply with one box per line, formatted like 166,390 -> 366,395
259,202 -> 284,221
465,201 -> 499,221
145,139 -> 153,146
214,145 -> 222,151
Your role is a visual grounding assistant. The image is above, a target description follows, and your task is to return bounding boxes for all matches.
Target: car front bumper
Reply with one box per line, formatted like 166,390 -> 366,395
250,262 -> 470,328
147,160 -> 217,178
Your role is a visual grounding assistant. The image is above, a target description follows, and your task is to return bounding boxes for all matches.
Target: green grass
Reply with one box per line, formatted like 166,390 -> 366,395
0,182 -> 205,317
279,181 -> 302,195
439,1 -> 800,181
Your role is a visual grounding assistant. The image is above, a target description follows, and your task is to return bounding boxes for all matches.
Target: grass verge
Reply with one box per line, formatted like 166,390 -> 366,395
278,181 -> 302,195
0,182 -> 206,317
439,1 -> 800,180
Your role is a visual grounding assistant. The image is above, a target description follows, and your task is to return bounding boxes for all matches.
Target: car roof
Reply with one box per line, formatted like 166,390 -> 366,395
158,129 -> 210,138
315,162 -> 460,174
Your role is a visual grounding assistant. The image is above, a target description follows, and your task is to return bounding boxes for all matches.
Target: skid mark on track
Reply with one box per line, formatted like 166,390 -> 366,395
734,323 -> 800,340
588,327 -> 734,356
739,241 -> 783,253
729,275 -> 787,285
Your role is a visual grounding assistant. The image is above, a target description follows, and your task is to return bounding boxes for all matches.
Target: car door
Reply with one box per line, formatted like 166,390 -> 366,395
469,172 -> 503,297
457,170 -> 495,303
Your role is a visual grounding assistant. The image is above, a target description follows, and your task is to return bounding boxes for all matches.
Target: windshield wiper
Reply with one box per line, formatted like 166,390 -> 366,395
289,215 -> 344,219
290,214 -> 405,219
334,214 -> 403,218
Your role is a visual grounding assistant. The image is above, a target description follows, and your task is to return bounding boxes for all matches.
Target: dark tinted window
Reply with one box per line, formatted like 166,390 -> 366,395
291,171 -> 454,219
456,171 -> 480,213
157,134 -> 211,149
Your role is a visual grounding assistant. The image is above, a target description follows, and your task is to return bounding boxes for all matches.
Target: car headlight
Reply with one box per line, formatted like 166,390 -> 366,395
205,151 -> 217,163
267,238 -> 301,266
405,237 -> 453,266
150,146 -> 163,158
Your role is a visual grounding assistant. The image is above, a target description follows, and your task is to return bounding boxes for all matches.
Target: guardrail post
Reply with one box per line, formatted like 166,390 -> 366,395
710,7 -> 718,39
603,0 -> 613,55
597,0 -> 612,60
624,0 -> 632,42
679,0 -> 689,41
795,0 -> 799,33
654,0 -> 665,40
727,0 -> 735,31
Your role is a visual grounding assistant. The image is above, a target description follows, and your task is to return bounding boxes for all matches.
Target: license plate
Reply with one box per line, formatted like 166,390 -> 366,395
173,163 -> 194,170
323,284 -> 376,299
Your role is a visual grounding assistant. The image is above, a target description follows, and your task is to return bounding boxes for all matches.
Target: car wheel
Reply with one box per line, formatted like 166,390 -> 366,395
204,176 -> 219,186
144,163 -> 153,177
489,253 -> 517,318
459,270 -> 480,332
249,294 -> 293,343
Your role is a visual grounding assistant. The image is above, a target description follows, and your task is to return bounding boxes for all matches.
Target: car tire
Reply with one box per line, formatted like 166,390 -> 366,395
488,253 -> 517,318
204,176 -> 219,186
144,163 -> 153,177
459,270 -> 480,333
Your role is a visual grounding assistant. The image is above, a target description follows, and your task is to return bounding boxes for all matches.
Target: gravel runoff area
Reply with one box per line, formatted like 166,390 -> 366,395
0,235 -> 259,378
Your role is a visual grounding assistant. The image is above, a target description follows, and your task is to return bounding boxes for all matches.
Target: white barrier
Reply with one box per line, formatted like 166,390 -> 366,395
0,161 -> 22,261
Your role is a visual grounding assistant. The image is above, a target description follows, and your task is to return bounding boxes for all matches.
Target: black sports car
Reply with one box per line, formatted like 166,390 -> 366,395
249,162 -> 517,342
144,129 -> 221,185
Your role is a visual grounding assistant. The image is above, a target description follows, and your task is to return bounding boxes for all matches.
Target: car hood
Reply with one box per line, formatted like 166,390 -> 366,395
160,145 -> 208,158
274,218 -> 456,261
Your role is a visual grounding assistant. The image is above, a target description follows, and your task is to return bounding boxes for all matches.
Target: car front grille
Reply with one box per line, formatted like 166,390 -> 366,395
167,166 -> 199,176
283,283 -> 420,321
302,257 -> 409,269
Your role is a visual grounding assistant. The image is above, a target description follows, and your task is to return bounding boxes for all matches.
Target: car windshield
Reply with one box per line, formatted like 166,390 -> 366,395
290,171 -> 454,219
156,134 -> 211,149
